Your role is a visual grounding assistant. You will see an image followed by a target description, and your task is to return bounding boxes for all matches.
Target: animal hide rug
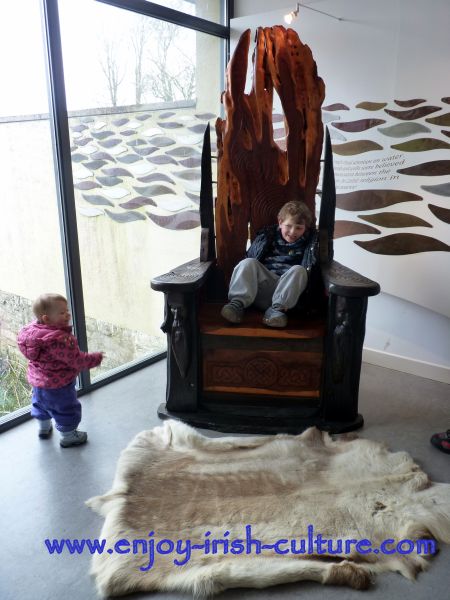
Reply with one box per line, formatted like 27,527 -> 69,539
87,420 -> 450,597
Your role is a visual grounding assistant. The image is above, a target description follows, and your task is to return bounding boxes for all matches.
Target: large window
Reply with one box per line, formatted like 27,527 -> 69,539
0,0 -> 229,428
0,1 -> 67,421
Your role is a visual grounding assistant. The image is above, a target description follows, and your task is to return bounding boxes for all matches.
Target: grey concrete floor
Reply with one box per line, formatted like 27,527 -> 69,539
1,361 -> 449,600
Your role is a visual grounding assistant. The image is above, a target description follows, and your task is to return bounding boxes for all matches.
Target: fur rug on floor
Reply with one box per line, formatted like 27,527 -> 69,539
86,420 -> 450,597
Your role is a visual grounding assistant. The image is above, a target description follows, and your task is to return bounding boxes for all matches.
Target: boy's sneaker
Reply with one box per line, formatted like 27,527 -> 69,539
221,300 -> 244,324
263,307 -> 288,328
38,424 -> 53,439
60,430 -> 88,448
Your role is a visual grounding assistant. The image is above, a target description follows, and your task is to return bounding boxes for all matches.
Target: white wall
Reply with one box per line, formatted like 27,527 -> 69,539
231,0 -> 450,383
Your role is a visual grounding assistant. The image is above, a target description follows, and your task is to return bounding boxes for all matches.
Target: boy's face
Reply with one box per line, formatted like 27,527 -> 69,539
278,216 -> 306,243
43,300 -> 71,327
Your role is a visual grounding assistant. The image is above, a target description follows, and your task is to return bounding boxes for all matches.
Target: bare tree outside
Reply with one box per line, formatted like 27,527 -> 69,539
146,19 -> 196,103
98,12 -> 195,107
131,16 -> 151,105
99,36 -> 125,107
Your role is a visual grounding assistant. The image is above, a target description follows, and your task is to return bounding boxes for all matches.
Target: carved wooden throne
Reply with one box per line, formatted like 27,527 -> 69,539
151,27 -> 380,434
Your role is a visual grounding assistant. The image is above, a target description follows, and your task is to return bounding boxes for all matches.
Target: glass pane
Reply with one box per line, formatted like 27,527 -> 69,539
142,0 -> 225,25
58,0 -> 223,380
0,2 -> 67,419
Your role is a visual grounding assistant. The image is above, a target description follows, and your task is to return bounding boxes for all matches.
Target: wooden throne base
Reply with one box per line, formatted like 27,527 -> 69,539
157,402 -> 364,435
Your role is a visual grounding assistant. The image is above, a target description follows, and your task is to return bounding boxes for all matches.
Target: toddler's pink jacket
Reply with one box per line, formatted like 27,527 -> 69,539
17,321 -> 102,388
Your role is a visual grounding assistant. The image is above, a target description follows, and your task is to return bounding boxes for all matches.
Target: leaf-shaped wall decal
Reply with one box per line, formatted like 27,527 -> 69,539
81,194 -> 114,207
133,184 -> 174,197
166,146 -> 201,158
178,157 -> 202,168
272,113 -> 284,123
397,160 -> 450,176
323,103 -> 349,111
113,118 -> 129,127
186,192 -> 200,204
428,204 -> 450,224
117,154 -> 141,164
134,146 -> 158,157
119,197 -> 156,209
159,111 -> 175,118
425,113 -> 450,126
332,140 -> 383,155
71,153 -> 88,163
71,123 -> 88,133
99,138 -> 122,148
442,130 -> 450,139
137,173 -> 175,184
96,176 -> 123,187
102,187 -> 129,200
394,98 -> 426,107
334,220 -> 381,238
84,159 -> 107,170
136,113 -> 151,121
421,182 -> 450,197
187,124 -> 207,134
91,130 -> 115,140
120,129 -> 136,136
336,190 -> 422,211
102,167 -> 133,177
128,139 -> 147,146
385,106 -> 441,120
442,97 -> 450,104
105,209 -> 147,223
354,233 -> 450,254
273,127 -> 286,140
78,206 -> 104,217
391,138 -> 450,152
148,136 -> 176,147
358,212 -> 432,228
195,112 -> 216,119
158,122 -> 183,129
378,122 -> 431,138
91,151 -> 116,161
172,169 -> 201,181
332,118 -> 385,132
355,101 -> 387,111
75,137 -> 93,146
74,181 -> 100,190
148,154 -> 178,165
146,210 -> 200,230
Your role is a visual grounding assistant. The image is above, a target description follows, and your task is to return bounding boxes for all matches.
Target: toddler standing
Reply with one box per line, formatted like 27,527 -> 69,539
17,293 -> 103,447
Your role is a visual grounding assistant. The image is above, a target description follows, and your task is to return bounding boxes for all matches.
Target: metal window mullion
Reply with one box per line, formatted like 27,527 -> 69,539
96,0 -> 229,38
41,0 -> 90,389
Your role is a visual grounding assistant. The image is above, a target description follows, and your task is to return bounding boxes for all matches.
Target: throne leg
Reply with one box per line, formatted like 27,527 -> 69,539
321,294 -> 368,429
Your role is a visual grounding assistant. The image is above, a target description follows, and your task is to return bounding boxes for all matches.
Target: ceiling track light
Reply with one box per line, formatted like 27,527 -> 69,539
284,2 -> 343,24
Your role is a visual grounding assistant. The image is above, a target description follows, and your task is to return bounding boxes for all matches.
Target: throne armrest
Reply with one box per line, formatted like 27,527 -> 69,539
151,258 -> 214,294
321,260 -> 380,298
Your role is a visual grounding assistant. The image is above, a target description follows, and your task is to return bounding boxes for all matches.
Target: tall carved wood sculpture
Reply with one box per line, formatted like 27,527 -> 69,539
216,26 -> 325,280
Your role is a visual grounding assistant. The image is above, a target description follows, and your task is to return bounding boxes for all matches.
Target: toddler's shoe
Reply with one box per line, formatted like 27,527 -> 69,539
60,430 -> 88,448
221,300 -> 244,324
39,424 -> 53,439
263,306 -> 288,328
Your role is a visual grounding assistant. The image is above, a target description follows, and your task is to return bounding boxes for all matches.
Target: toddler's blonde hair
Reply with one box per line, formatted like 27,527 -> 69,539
33,293 -> 67,320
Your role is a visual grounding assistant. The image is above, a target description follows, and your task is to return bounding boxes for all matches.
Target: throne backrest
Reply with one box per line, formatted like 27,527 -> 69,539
213,26 -> 326,282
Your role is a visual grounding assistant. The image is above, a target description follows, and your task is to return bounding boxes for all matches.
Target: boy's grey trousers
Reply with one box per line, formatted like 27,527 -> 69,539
228,257 -> 308,311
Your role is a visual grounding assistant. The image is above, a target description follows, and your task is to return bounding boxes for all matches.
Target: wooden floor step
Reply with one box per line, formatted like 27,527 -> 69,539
199,303 -> 326,340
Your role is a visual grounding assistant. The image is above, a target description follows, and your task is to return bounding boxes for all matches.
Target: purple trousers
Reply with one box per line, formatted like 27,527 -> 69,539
31,382 -> 81,432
